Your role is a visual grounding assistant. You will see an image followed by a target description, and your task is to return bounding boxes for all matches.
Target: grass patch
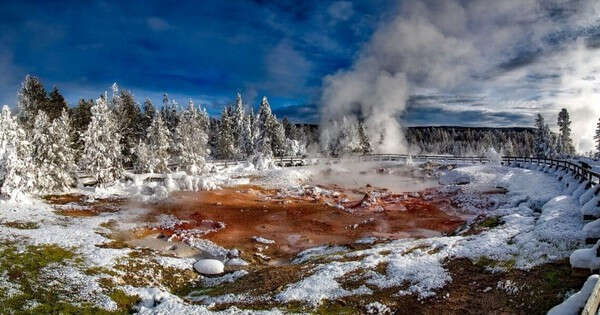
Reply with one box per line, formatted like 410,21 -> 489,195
480,217 -> 502,228
2,221 -> 39,229
0,243 -> 137,314
113,249 -> 199,294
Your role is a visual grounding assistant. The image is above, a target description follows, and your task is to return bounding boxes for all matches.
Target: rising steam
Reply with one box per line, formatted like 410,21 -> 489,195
320,0 -> 600,153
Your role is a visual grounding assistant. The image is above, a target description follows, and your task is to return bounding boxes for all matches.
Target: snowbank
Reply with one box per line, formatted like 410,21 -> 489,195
548,274 -> 599,315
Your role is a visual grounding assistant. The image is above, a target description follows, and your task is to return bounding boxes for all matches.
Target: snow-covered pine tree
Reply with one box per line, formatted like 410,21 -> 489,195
217,106 -> 236,159
242,110 -> 255,157
112,86 -> 144,167
160,93 -> 179,134
48,109 -> 77,190
31,109 -> 78,192
80,96 -> 123,186
174,100 -> 208,174
358,120 -> 372,154
0,106 -> 35,197
256,97 -> 286,157
557,108 -> 575,156
146,113 -> 171,173
142,98 -> 156,132
16,75 -> 48,130
231,93 -> 246,157
534,113 -> 551,157
30,111 -> 53,191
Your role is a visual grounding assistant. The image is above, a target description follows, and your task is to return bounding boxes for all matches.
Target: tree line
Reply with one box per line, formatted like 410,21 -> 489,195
0,75 -> 313,197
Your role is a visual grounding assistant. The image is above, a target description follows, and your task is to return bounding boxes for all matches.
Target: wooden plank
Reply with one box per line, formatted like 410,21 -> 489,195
582,278 -> 600,315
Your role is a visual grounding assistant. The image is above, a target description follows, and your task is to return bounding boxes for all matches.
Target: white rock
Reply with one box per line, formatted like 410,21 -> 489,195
193,259 -> 224,275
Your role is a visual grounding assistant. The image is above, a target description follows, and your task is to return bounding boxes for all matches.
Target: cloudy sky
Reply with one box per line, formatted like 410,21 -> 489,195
2,0 -> 600,151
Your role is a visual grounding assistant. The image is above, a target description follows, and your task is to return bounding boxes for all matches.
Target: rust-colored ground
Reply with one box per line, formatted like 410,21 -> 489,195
145,185 -> 464,260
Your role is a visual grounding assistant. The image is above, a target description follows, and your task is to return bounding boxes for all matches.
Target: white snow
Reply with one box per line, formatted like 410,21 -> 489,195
193,259 -> 225,275
548,274 -> 599,315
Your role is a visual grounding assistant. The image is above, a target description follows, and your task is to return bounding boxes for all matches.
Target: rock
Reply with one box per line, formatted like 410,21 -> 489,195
193,259 -> 224,275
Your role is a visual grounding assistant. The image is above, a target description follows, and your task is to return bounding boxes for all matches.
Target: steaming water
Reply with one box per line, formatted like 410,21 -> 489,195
308,162 -> 438,193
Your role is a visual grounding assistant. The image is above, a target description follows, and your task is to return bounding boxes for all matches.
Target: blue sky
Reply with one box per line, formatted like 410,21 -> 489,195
0,0 -> 395,121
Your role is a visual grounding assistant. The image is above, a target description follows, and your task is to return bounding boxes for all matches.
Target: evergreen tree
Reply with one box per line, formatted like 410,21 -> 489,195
80,96 -> 123,186
174,101 -> 208,174
31,111 -> 52,191
112,87 -> 144,166
242,110 -> 256,157
534,114 -> 552,157
208,118 -> 220,158
358,121 -> 372,154
146,113 -> 171,173
160,93 -> 179,134
0,106 -> 34,197
17,75 -> 48,129
256,97 -> 286,157
217,107 -> 235,159
49,109 -> 77,190
142,98 -> 156,132
69,98 -> 93,161
47,86 -> 68,121
557,108 -> 575,156
31,110 -> 76,192
231,93 -> 246,157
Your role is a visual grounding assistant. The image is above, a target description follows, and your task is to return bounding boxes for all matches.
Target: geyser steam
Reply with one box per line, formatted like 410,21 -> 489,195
320,0 -> 600,154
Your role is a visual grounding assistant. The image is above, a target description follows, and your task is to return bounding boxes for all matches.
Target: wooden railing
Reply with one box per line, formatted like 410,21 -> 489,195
503,156 -> 600,185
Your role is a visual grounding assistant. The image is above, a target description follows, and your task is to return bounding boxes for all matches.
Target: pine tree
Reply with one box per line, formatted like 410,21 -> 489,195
217,107 -> 235,159
141,98 -> 156,132
174,101 -> 208,174
31,110 -> 77,192
0,106 -> 34,197
160,93 -> 179,134
17,75 -> 48,130
231,93 -> 246,157
48,109 -> 77,190
358,121 -> 372,154
146,113 -> 171,173
47,86 -> 68,121
534,114 -> 551,157
557,108 -> 575,156
80,96 -> 123,186
31,111 -> 52,191
69,98 -> 93,161
242,111 -> 255,157
112,88 -> 144,166
256,97 -> 286,157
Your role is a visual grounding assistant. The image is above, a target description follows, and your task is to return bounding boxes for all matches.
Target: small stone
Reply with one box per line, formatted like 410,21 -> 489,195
193,259 -> 224,275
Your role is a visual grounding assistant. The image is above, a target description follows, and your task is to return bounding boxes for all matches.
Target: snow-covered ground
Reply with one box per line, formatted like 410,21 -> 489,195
0,159 -> 594,313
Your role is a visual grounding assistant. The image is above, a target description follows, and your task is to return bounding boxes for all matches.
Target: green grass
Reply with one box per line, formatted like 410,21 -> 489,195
0,243 -> 138,314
